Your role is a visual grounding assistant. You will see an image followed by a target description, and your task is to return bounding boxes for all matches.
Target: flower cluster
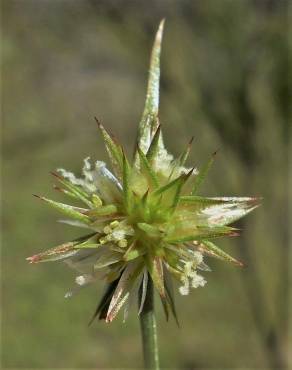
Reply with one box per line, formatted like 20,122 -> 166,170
27,21 -> 259,323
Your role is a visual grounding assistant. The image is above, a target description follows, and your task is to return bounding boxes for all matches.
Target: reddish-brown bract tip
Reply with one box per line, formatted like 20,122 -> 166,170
247,197 -> 263,206
94,116 -> 102,128
188,136 -> 195,146
26,255 -> 41,264
237,260 -> 247,268
229,231 -> 240,237
212,149 -> 220,157
53,185 -> 64,193
50,171 -> 63,180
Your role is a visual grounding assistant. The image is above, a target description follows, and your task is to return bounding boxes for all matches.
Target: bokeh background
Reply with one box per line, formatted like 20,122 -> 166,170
2,0 -> 291,369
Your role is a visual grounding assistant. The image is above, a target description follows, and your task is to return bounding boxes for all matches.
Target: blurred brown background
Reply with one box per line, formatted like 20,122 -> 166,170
2,0 -> 291,369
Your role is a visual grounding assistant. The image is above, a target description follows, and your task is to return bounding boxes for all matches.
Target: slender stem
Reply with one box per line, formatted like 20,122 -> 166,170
139,275 -> 160,370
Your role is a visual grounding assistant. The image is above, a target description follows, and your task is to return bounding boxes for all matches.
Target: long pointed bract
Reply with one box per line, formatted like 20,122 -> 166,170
137,20 -> 165,155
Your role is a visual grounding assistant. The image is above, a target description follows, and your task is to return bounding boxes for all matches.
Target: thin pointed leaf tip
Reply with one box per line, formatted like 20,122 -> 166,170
28,21 -> 260,323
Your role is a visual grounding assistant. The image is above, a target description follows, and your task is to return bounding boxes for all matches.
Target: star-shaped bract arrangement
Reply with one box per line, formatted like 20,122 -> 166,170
28,20 -> 259,323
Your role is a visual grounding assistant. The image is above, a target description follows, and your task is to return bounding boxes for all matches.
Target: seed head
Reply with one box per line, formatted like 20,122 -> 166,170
28,20 -> 260,323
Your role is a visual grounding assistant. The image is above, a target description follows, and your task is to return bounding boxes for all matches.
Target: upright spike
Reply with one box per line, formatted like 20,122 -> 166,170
167,137 -> 194,181
95,117 -> 123,179
146,124 -> 162,163
153,169 -> 193,199
171,169 -> 194,210
137,146 -> 159,188
122,150 -> 132,213
137,20 -> 165,155
191,150 -> 218,195
178,137 -> 194,167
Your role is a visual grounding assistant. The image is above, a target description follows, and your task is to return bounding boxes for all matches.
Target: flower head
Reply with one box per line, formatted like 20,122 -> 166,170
28,20 -> 259,323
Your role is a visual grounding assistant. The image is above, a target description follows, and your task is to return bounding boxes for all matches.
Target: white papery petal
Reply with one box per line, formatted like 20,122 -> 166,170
58,158 -> 122,203
179,277 -> 189,295
64,248 -> 102,273
65,274 -> 96,299
106,261 -> 142,322
197,199 -> 259,227
191,273 -> 207,288
75,274 -> 94,286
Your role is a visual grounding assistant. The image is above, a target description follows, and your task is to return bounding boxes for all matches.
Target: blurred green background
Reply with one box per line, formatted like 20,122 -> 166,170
2,0 -> 291,369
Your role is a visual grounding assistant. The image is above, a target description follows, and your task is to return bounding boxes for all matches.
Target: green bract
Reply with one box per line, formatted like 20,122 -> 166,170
28,21 -> 259,323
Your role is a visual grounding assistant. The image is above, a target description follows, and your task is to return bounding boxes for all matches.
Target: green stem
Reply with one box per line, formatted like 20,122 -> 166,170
139,275 -> 160,370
